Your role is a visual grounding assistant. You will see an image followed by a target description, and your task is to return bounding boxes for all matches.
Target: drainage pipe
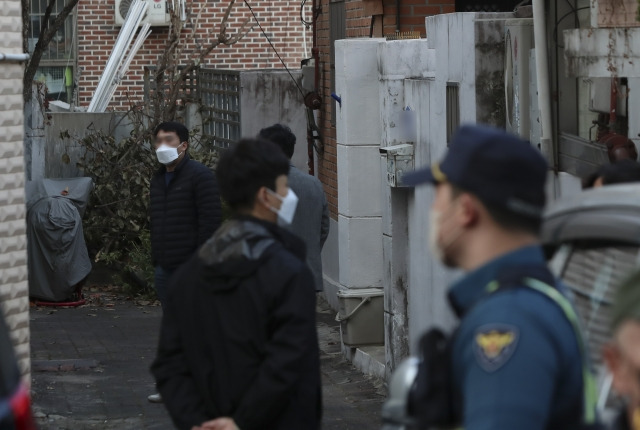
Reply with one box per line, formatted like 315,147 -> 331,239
0,53 -> 30,62
532,0 -> 556,171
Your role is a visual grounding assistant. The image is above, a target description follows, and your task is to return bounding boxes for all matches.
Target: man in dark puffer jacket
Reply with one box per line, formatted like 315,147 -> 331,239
150,121 -> 222,306
148,121 -> 222,404
151,138 -> 321,430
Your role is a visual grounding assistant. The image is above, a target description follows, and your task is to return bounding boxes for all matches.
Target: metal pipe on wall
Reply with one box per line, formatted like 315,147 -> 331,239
0,53 -> 30,62
532,0 -> 556,170
396,0 -> 401,32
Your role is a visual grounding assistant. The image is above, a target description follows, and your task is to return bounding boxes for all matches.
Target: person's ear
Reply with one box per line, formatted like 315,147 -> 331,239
603,342 -> 631,396
457,193 -> 479,228
254,186 -> 270,210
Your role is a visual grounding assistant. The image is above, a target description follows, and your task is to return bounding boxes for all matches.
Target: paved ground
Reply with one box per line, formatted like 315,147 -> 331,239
30,285 -> 386,429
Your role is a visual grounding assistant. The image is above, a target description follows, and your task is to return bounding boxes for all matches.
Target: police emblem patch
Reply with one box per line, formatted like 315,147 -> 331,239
473,324 -> 519,372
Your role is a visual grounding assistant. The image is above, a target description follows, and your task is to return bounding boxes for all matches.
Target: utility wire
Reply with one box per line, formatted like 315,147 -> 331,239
243,0 -> 307,100
300,0 -> 312,28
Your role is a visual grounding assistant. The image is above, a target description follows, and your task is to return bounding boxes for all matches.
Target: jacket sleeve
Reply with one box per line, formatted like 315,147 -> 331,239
454,298 -> 574,430
319,186 -> 330,249
195,166 -> 222,244
151,283 -> 210,430
232,263 -> 318,429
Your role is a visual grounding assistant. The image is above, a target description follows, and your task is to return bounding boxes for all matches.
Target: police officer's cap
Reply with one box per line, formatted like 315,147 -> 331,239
402,124 -> 548,219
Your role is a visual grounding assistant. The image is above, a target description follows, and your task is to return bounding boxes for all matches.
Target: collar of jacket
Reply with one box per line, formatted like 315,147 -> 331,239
198,215 -> 306,267
447,245 -> 546,318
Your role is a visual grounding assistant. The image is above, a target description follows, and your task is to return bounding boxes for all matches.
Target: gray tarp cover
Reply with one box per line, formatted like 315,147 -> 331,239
26,178 -> 93,302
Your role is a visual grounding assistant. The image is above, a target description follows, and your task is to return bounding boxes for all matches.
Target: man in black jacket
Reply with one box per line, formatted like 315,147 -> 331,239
150,121 -> 222,306
151,138 -> 321,430
148,121 -> 222,403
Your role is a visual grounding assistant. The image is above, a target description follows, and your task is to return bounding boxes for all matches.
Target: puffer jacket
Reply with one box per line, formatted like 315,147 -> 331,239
151,216 -> 322,430
150,153 -> 221,270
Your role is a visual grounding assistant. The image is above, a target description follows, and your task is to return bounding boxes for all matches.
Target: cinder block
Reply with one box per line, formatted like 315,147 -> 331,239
377,39 -> 436,80
337,144 -> 382,217
338,215 -> 383,288
335,38 -> 383,80
335,76 -> 382,146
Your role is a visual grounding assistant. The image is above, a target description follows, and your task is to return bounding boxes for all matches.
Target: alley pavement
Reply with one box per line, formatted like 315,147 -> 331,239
30,285 -> 386,429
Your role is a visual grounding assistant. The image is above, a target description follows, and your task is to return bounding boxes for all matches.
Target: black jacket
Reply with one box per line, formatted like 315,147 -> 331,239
150,153 -> 221,270
609,408 -> 630,430
151,217 -> 322,430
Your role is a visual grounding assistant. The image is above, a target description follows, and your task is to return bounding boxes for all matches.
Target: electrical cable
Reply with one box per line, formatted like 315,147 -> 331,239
243,0 -> 306,100
300,0 -> 312,28
552,6 -> 589,48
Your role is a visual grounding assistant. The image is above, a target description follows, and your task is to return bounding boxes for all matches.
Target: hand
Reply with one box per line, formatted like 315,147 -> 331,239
196,417 -> 239,430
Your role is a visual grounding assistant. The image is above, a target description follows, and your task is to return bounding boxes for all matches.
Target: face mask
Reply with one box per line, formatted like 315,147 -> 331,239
267,188 -> 299,226
428,206 -> 464,266
156,144 -> 183,165
428,209 -> 445,262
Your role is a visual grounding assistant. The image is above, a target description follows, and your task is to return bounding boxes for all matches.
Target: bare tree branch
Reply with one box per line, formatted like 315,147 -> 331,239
148,0 -> 253,123
21,0 -> 30,54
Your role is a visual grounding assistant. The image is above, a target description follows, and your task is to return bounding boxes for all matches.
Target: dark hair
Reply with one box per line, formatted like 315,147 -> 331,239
451,185 -> 541,236
153,121 -> 189,144
216,138 -> 290,212
583,160 -> 640,188
258,124 -> 296,159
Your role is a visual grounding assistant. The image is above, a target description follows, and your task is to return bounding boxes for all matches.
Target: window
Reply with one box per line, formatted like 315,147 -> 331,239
446,83 -> 460,146
29,0 -> 76,103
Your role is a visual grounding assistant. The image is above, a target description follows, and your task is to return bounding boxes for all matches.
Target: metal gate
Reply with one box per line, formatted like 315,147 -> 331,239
198,68 -> 241,149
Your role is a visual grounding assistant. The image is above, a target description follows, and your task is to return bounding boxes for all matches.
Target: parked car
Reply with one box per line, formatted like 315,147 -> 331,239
542,183 -> 640,417
0,311 -> 36,429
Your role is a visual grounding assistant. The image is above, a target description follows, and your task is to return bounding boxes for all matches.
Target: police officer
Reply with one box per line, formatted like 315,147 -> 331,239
403,124 -> 599,430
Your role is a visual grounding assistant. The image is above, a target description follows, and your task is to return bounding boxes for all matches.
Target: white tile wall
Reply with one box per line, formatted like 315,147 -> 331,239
0,0 -> 30,379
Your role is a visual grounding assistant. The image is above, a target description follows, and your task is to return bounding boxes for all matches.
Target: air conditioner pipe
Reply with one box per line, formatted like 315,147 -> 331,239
532,0 -> 556,171
0,53 -> 30,62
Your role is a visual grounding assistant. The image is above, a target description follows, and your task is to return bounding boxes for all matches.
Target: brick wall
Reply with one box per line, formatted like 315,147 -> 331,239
0,0 -> 30,379
316,0 -> 454,219
77,0 -> 312,109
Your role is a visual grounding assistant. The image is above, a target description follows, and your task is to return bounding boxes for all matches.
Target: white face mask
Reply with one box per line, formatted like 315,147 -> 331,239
268,188 -> 299,226
428,209 -> 445,262
428,207 -> 464,267
156,144 -> 183,165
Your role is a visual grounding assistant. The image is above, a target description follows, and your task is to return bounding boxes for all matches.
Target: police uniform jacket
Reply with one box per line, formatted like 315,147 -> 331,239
448,245 -> 585,430
150,153 -> 222,270
151,216 -> 322,430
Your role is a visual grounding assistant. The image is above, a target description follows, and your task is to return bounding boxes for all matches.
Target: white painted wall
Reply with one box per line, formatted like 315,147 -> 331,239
324,13 -> 526,373
334,39 -> 384,295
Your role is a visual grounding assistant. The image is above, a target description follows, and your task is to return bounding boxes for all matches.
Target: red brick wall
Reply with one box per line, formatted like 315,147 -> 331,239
77,0 -> 311,109
315,0 -> 454,219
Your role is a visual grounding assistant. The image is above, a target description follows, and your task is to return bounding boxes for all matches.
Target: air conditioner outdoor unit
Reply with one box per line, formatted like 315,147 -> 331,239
115,0 -> 170,27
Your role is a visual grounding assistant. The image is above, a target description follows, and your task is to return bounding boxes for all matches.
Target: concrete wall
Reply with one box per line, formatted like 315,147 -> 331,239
240,70 -> 309,172
45,112 -> 133,179
0,0 -> 31,378
325,13 -> 517,378
40,69 -> 307,180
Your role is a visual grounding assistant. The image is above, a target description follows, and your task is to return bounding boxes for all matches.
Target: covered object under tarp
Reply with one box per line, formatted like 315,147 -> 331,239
26,178 -> 93,302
